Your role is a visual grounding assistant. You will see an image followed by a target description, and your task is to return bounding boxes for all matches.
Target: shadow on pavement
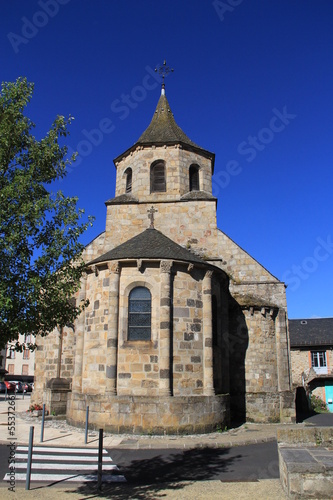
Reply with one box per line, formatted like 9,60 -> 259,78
63,446 -> 241,499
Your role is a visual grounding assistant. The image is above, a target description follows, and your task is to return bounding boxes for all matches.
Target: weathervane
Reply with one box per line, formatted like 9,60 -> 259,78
155,60 -> 174,93
147,206 -> 158,229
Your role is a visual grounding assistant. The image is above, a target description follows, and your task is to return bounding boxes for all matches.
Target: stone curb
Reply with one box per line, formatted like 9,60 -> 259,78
115,435 -> 277,450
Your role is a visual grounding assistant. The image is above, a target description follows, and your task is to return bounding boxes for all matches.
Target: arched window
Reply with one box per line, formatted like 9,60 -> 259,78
128,287 -> 151,340
189,164 -> 200,191
150,161 -> 166,192
125,168 -> 132,193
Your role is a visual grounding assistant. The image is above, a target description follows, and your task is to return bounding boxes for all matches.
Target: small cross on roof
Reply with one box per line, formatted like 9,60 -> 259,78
147,206 -> 158,229
155,60 -> 174,94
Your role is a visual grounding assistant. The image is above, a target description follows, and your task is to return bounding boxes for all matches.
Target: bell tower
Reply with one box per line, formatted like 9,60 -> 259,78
105,67 -> 219,257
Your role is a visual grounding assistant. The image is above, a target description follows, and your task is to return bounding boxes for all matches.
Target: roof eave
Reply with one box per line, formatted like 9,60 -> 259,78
113,141 -> 215,171
87,256 -> 223,274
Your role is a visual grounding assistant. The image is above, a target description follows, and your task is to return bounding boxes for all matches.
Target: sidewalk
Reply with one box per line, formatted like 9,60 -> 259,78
0,394 -> 284,449
0,395 -> 290,499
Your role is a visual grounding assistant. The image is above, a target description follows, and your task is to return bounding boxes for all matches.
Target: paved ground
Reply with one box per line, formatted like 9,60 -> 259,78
0,394 -> 331,498
0,479 -> 287,499
0,394 -> 282,449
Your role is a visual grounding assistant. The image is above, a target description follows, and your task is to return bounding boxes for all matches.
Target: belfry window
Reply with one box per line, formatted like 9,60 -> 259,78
189,164 -> 200,191
128,287 -> 151,340
125,168 -> 132,193
150,161 -> 166,192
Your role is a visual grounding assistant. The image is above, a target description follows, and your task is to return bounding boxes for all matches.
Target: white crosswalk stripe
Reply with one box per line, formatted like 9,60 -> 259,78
4,445 -> 126,483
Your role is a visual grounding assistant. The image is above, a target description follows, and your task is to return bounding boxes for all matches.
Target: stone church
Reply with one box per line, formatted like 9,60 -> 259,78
33,81 -> 295,433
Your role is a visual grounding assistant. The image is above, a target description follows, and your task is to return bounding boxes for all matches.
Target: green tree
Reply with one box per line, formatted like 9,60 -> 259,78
0,77 -> 93,351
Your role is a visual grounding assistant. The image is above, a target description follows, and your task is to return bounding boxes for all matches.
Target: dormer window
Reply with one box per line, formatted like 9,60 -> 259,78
150,161 -> 166,193
189,164 -> 200,191
125,168 -> 132,193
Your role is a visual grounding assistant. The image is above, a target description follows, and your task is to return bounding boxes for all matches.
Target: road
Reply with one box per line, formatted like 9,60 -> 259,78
0,441 -> 279,487
110,441 -> 280,483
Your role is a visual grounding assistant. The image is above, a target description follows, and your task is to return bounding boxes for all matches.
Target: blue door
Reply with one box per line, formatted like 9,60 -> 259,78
325,383 -> 333,413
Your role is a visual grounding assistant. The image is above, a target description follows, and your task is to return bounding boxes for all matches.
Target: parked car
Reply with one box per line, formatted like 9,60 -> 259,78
4,381 -> 16,392
0,381 -> 7,393
11,381 -> 26,392
22,382 -> 32,392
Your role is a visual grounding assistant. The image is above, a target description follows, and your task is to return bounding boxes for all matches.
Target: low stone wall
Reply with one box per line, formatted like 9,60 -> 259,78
277,426 -> 333,447
245,391 -> 295,423
278,426 -> 333,498
67,393 -> 230,434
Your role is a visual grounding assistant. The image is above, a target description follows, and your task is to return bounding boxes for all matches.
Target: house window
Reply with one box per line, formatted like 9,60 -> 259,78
125,168 -> 132,193
150,161 -> 166,192
9,349 -> 15,359
128,287 -> 151,340
22,365 -> 29,376
23,349 -> 30,360
311,351 -> 327,374
24,334 -> 31,344
8,364 -> 14,374
189,164 -> 200,191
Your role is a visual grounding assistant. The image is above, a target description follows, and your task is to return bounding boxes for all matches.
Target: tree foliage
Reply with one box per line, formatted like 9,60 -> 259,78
0,77 -> 94,350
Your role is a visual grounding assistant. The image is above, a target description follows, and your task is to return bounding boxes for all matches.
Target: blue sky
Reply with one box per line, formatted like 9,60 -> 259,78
1,0 -> 332,319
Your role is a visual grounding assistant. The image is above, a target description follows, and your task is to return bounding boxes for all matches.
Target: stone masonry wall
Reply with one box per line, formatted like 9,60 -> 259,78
117,264 -> 161,396
290,349 -> 310,386
172,266 -> 204,396
67,394 -> 230,435
83,232 -> 105,264
114,145 -> 213,199
32,325 -> 75,405
79,261 -> 213,398
216,229 -> 279,284
243,309 -> 278,398
104,199 -> 218,260
81,268 -> 111,394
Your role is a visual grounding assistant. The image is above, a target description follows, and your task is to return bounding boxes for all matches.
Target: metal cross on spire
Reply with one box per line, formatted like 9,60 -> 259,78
155,60 -> 174,94
147,206 -> 158,229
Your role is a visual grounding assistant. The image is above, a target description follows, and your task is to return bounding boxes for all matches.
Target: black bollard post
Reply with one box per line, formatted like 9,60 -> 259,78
84,406 -> 89,444
25,426 -> 34,490
97,428 -> 103,492
40,403 -> 46,442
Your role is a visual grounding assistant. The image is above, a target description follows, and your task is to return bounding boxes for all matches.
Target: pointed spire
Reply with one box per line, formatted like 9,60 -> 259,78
113,62 -> 215,165
136,92 -> 202,149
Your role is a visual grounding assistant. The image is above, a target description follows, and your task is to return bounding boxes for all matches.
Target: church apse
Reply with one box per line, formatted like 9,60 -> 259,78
32,64 -> 294,433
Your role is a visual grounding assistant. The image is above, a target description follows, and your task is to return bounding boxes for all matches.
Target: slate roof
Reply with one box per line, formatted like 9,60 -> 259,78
114,92 -> 215,165
89,228 -> 209,266
105,193 -> 139,205
137,93 -> 202,148
289,318 -> 333,347
180,190 -> 217,201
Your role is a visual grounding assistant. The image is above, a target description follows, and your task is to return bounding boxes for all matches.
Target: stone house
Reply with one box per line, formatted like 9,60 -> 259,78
289,318 -> 333,414
32,84 -> 294,433
4,334 -> 35,380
